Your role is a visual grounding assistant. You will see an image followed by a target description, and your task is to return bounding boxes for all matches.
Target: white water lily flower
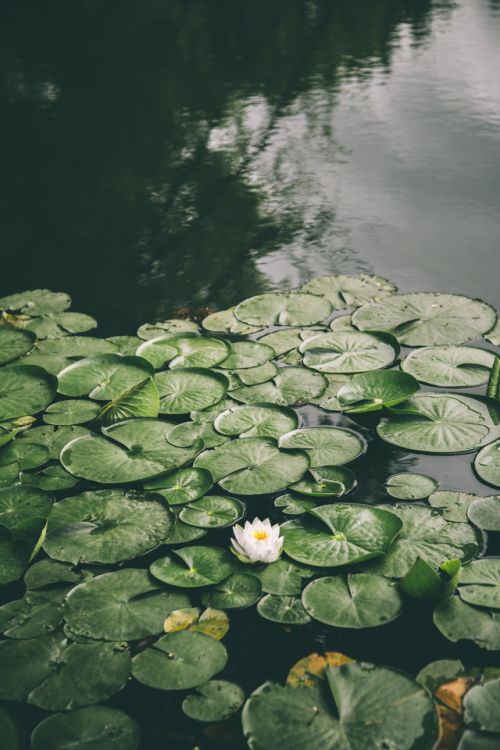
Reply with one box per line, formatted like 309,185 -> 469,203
231,517 -> 283,564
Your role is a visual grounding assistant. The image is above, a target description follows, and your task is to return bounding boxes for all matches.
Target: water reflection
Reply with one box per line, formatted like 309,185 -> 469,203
4,0 -> 498,338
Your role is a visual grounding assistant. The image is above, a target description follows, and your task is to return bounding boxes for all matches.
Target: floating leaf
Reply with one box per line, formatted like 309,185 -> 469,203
0,326 -> 36,365
19,424 -> 92,460
0,585 -> 69,639
137,333 -> 229,369
44,489 -> 172,564
164,607 -> 200,633
0,484 -> 53,539
21,465 -> 79,492
231,366 -> 327,406
155,368 -> 228,413
234,292 -> 331,327
219,340 -> 274,370
458,559 -> 500,610
463,678 -> 500,733
282,503 -> 402,567
24,559 -> 91,589
233,361 -> 278,386
299,331 -> 398,373
300,274 -> 396,309
202,307 -> 262,334
337,370 -> 419,413
402,346 -> 495,387
107,335 -> 142,355
25,311 -> 97,339
43,399 -> 100,425
58,354 -> 153,399
214,403 -> 298,439
190,607 -> 230,640
179,495 -> 244,528
289,465 -> 356,497
474,440 -> 500,488
434,596 -> 500,651
144,467 -> 212,505
274,493 -> 316,515
257,594 -> 310,624
30,706 -> 140,750
0,365 -> 57,420
132,630 -> 227,690
200,573 -> 261,609
278,427 -> 364,467
150,546 -> 234,588
286,652 -> 354,688
64,568 -> 190,641
0,289 -> 71,316
182,680 -> 245,722
162,507 -> 207,545
302,573 -> 403,627
253,559 -> 314,596
0,439 -> 49,470
137,318 -> 198,340
167,419 -> 229,449
386,472 -> 438,500
401,558 -> 461,601
429,490 -> 484,523
353,292 -> 497,346
257,327 -> 326,357
467,495 -> 500,531
194,437 -> 309,494
96,377 -> 160,424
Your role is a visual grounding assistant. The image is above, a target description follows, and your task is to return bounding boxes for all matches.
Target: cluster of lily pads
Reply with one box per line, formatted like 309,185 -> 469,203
0,277 -> 499,749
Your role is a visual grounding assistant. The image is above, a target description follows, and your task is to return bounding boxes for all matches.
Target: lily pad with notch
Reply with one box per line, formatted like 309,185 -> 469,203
201,572 -> 262,609
279,426 -> 365,467
474,440 -> 500,488
257,594 -> 311,624
0,326 -> 36,365
300,273 -> 397,309
234,292 -> 332,327
337,370 -> 419,413
150,546 -> 234,588
182,679 -> 245,722
57,354 -> 153,400
299,331 -> 398,374
30,706 -> 140,750
402,346 -> 495,387
386,472 -> 438,500
231,366 -> 327,406
0,365 -> 57,420
179,495 -> 244,528
144,467 -> 212,505
136,333 -> 229,370
155,368 -> 229,414
214,403 -> 298,440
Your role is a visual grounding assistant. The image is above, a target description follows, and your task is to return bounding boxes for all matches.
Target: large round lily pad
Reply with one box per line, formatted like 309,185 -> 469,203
402,346 -> 495,387
179,495 -> 244,528
44,489 -> 172,564
132,630 -> 227,690
278,426 -> 365,467
353,292 -> 497,346
64,568 -> 190,640
57,354 -> 153,399
300,273 -> 397,308
137,333 -> 229,370
234,292 -> 331,327
281,504 -> 402,567
0,365 -> 57,420
299,331 -> 398,373
302,573 -> 403,628
182,680 -> 245,722
214,403 -> 298,439
150,545 -> 234,588
194,437 -> 309,494
254,559 -> 314,596
474,440 -> 500,488
377,393 -> 498,453
231,366 -> 327,406
434,596 -> 500,650
0,326 -> 36,365
337,370 -> 419,413
155,368 -> 228,413
31,706 -> 140,750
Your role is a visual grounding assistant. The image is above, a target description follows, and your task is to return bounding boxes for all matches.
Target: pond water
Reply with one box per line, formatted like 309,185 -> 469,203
1,1 -> 500,749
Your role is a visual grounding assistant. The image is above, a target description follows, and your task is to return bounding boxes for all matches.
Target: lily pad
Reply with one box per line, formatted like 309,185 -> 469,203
274,493 -> 317,515
182,680 -> 245,722
179,495 -> 244,528
234,292 -> 331,327
162,508 -> 207,545
254,559 -> 314,595
474,440 -> 500,487
136,333 -> 229,369
200,573 -> 261,609
231,366 -> 327,406
137,318 -> 198,340
289,465 -> 357,497
257,327 -> 326,357
132,630 -> 227,690
0,326 -> 36,365
31,706 -> 140,750
463,678 -> 500,733
43,399 -> 100,425
233,361 -> 278,386
300,273 -> 397,308
353,292 -> 497,346
364,505 -> 480,578
144,467 -> 213,505
167,419 -> 229,449
458,559 -> 500,610
24,559 -> 91,589
219,341 -> 274,370
0,484 -> 53,539
25,312 -> 97,339
282,504 -> 402,567
299,331 -> 398,373
64,568 -> 190,640
19,424 -> 92,460
97,377 -> 160,424
155,368 -> 228,413
202,307 -> 262,335
309,373 -> 350,411
107,335 -> 142,355
257,594 -> 311,624
214,403 -> 298,440
434,596 -> 500,650
0,633 -> 131,710
337,370 -> 420,413
0,585 -> 70,639
0,439 -> 49,470
278,427 -> 365,467
402,346 -> 495,387
58,355 -> 153,400
429,490 -> 484,523
386,472 -> 438,500
150,546 -> 234,588
194,437 -> 309,494
468,495 -> 500,531
302,573 -> 403,628
0,365 -> 57,420
44,489 -> 172,564
0,289 -> 71,316
377,393 -> 498,453
401,558 -> 461,601
21,465 -> 79,491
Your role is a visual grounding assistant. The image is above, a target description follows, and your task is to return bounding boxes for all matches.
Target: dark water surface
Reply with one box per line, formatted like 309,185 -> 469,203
1,2 -> 500,748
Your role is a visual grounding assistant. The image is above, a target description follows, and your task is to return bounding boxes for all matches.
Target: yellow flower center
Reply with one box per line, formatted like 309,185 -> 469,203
252,530 -> 269,541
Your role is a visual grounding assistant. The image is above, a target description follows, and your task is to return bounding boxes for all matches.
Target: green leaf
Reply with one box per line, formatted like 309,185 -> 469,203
43,399 -> 100,425
144,467 -> 213,505
234,292 -> 331,327
179,495 -> 244,528
0,365 -> 57,420
137,333 -> 229,369
474,440 -> 500,488
428,490 -> 482,523
434,596 -> 500,650
31,707 -> 139,750
463,678 -> 500,733
200,573 -> 261,609
400,557 -> 461,601
150,545 -> 234,588
257,594 -> 311,624
202,307 -> 262,335
137,318 -> 198,340
182,680 -> 245,722
0,585 -> 70,639
0,289 -> 71,316
155,367 -> 228,413
20,465 -> 79,491
337,370 -> 419,413
0,439 -> 49,470
278,427 -> 365,467
233,361 -> 278,385
231,366 -> 327,406
402,346 -> 495,387
219,340 -> 274,370
257,327 -> 326,356
289,465 -> 356,497
302,573 -> 403,627
254,559 -> 314,595
214,402 -> 298,439
300,273 -> 396,308
459,559 -> 500,610
299,331 -> 398,373
25,312 -> 97,339
162,507 -> 207,545
467,495 -> 500,531
0,326 -> 36,364
57,354 -> 153,399
274,493 -> 317,515
386,472 -> 438,500
487,356 -> 500,401
132,630 -> 227,690
96,377 -> 160,424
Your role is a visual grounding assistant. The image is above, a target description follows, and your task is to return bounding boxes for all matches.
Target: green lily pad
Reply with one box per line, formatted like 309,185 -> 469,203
167,419 -> 229,449
137,318 -> 198,340
44,489 -> 172,564
24,559 -> 91,589
308,373 -> 350,411
429,490 -> 484,522
401,558 -> 461,601
182,680 -> 245,722
162,508 -> 207,545
402,346 -> 495,387
474,440 -> 500,488
0,289 -> 71,316
64,568 -> 191,640
179,495 -> 244,528
434,596 -> 500,650
0,525 -> 35,585
255,560 -> 314,596
219,341 -> 274,370
330,314 -> 357,331
299,331 -> 398,373
232,366 -> 327,406
300,274 -> 397,308
57,354 -> 153,400
257,594 -> 311,624
274,493 -> 317,515
0,365 -> 57,420
202,307 -> 262,335
0,585 -> 70,639
19,424 -> 92,460
289,465 -> 357,497
107,335 -> 142,355
468,495 -> 500,531
337,370 -> 420,413
233,361 -> 278,386
150,546 -> 234,588
21,465 -> 79,491
200,573 -> 261,609
132,630 -> 227,690
0,484 -> 53,538
242,662 -> 438,750
214,403 -> 298,440
31,706 -> 140,750
60,418 -> 199,483
234,292 -> 331,327
144,467 -> 213,505
463,678 -> 500,733
0,326 -> 36,365
155,368 -> 228,413
386,472 -> 438,500
43,399 -> 100,425
278,427 -> 364,467
257,327 -> 326,357
194,437 -> 309,494
377,393 -> 498,453
458,559 -> 500,610
302,573 -> 403,628
0,439 -> 49,470
137,333 -> 229,369
282,504 -> 402,567
0,633 -> 131,710
353,292 -> 497,346
363,505 -> 480,578
96,377 -> 160,424
35,335 -> 118,358
25,312 -> 97,339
